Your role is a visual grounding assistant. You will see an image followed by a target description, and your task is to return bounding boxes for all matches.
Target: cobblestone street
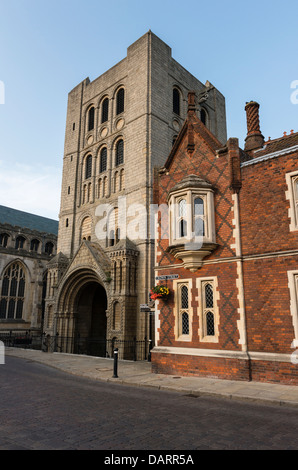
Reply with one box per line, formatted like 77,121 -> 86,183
1,356 -> 298,451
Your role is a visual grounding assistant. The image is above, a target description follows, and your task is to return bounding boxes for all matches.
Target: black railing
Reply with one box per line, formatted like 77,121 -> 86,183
0,330 -> 150,361
0,330 -> 43,350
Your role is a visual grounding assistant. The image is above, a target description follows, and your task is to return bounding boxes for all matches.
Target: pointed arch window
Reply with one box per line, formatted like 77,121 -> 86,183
175,282 -> 191,339
0,262 -> 26,320
116,88 -> 125,115
203,282 -> 215,337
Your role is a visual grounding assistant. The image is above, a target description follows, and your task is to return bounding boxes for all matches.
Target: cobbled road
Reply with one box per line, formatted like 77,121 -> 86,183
1,356 -> 298,451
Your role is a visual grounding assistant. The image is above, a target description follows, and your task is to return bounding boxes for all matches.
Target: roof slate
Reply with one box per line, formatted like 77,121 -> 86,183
0,205 -> 58,235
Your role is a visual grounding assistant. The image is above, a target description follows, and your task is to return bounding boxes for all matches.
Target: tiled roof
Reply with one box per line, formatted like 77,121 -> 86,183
0,205 -> 58,235
254,131 -> 298,158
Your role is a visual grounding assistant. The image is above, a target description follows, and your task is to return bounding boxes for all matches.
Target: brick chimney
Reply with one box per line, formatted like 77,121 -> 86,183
188,91 -> 196,116
244,101 -> 265,152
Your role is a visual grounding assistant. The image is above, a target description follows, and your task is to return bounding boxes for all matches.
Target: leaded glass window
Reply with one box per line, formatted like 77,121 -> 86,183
178,283 -> 189,337
194,197 -> 205,237
203,282 -> 215,337
178,199 -> 187,238
0,262 -> 25,320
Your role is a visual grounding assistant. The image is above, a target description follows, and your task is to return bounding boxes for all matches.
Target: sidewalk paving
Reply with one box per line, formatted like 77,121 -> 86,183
5,347 -> 298,408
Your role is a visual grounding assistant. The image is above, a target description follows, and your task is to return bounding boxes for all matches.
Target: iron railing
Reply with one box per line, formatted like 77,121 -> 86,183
0,330 -> 151,361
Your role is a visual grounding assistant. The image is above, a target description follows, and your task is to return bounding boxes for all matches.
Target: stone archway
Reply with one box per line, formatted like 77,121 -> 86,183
74,281 -> 108,357
75,282 -> 107,339
55,267 -> 110,356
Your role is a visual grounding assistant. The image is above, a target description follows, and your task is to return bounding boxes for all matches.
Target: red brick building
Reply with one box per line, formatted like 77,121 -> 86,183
151,93 -> 298,385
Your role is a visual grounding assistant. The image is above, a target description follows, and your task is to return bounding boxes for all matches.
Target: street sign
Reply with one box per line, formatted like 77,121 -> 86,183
140,304 -> 151,312
155,274 -> 179,281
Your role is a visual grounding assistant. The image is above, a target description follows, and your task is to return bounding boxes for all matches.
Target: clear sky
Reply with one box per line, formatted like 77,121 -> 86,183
0,0 -> 297,220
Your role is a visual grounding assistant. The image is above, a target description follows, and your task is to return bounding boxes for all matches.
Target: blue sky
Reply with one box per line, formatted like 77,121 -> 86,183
0,0 -> 297,219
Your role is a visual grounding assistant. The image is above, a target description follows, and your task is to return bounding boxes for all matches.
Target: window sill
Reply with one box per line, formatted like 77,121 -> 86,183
167,242 -> 218,272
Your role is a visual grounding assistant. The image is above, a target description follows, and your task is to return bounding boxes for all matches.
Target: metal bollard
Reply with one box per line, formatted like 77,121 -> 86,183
112,348 -> 118,378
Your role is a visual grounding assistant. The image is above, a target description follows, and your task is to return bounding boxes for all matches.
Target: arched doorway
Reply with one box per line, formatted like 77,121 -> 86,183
75,281 -> 107,357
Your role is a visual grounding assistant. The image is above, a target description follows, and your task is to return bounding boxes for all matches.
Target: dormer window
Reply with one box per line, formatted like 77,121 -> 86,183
167,175 -> 217,271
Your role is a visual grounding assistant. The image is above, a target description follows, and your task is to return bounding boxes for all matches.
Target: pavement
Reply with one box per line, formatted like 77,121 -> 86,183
4,347 -> 298,408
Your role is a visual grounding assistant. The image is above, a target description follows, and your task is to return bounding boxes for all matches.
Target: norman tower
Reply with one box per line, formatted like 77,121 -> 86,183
44,31 -> 227,354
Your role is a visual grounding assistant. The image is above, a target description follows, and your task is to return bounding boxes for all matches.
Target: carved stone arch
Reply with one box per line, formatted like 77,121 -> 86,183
55,266 -> 110,342
56,265 -> 111,316
112,83 -> 125,101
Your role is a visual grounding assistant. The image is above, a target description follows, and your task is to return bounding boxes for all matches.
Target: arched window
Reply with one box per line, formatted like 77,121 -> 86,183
173,88 -> 180,116
45,242 -> 54,255
116,88 -> 125,115
101,98 -> 109,123
0,262 -> 26,320
15,236 -> 26,250
81,216 -> 92,241
178,284 -> 189,336
0,233 -> 9,248
88,106 -> 95,131
107,208 -> 119,247
204,282 -> 215,337
85,155 -> 92,179
30,239 -> 40,252
115,139 -> 124,166
100,147 -> 107,173
200,108 -> 207,126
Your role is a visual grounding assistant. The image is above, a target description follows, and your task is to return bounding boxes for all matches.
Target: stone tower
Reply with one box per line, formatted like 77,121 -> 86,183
44,31 -> 227,353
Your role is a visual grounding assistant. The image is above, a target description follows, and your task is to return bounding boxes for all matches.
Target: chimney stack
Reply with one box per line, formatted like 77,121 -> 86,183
244,101 -> 265,152
188,91 -> 196,116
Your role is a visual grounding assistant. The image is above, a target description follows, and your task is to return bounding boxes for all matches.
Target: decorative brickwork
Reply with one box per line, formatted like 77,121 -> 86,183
152,96 -> 298,385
